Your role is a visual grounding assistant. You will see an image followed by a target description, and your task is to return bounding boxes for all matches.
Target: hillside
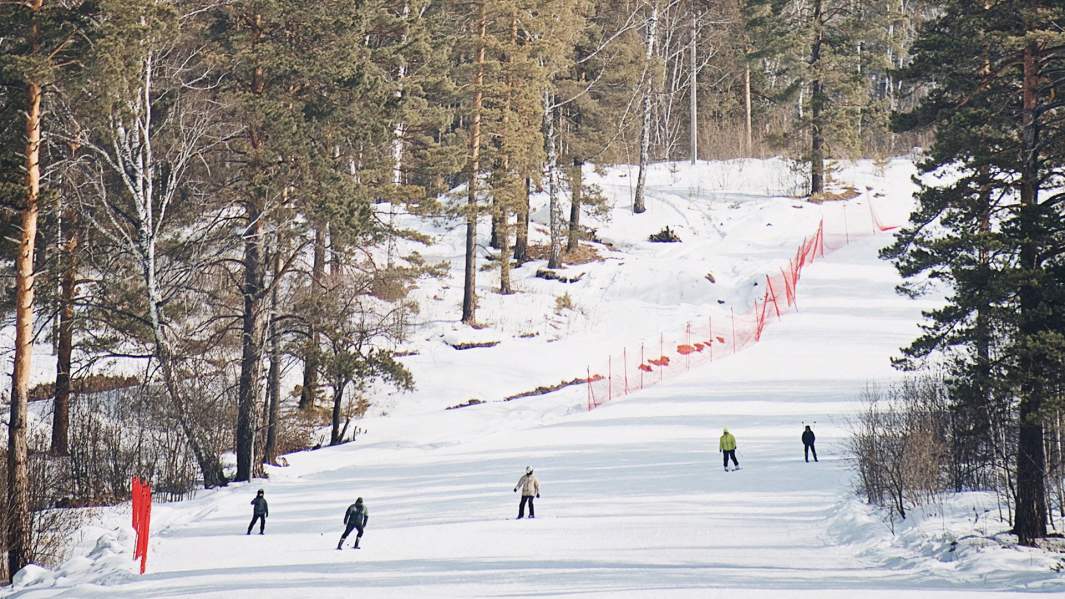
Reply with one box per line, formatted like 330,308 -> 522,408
5,159 -> 1064,598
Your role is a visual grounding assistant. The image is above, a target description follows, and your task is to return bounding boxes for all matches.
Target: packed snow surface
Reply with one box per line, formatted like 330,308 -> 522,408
5,159 -> 1064,598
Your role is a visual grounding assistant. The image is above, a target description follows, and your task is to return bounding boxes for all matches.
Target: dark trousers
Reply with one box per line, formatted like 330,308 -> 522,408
805,444 -> 818,462
339,521 -> 364,545
248,514 -> 266,534
722,450 -> 739,469
518,495 -> 535,518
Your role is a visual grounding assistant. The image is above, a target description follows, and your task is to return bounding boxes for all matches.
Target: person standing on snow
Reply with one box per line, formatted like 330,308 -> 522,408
719,428 -> 740,471
513,466 -> 540,519
802,425 -> 818,463
247,489 -> 268,535
337,497 -> 369,549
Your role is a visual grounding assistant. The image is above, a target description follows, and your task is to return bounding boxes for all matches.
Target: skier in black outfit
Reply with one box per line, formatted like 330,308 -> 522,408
337,497 -> 369,549
802,425 -> 818,462
247,489 -> 268,535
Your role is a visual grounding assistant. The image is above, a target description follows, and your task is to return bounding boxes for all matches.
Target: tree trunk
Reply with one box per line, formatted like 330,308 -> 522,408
1013,40 -> 1047,546
689,11 -> 697,165
490,208 -> 501,250
51,207 -> 79,457
633,1 -> 659,214
514,177 -> 530,262
744,61 -> 753,155
299,225 -> 325,410
235,199 -> 266,483
809,0 -> 825,195
330,381 -> 346,446
462,4 -> 487,325
264,237 -> 282,466
545,94 -> 562,269
7,14 -> 43,573
566,160 -> 583,253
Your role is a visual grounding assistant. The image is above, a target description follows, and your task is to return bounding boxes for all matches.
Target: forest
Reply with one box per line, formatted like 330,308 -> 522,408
2,0 -> 1064,583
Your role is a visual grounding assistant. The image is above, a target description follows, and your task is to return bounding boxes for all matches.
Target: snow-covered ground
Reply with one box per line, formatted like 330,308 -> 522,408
5,159 -> 1065,597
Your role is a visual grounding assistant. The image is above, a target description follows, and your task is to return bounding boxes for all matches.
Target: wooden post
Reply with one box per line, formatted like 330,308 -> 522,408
843,204 -> 849,245
709,315 -> 713,362
731,307 -> 736,354
586,366 -> 593,411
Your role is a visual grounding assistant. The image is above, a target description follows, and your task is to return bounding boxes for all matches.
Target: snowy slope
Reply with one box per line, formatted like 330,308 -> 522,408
5,159 -> 1064,598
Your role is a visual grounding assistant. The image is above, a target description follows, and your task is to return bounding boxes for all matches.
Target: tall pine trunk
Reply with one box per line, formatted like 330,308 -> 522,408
51,207 -> 79,456
235,199 -> 266,482
498,12 -> 516,295
462,3 -> 487,325
809,0 -> 825,195
513,177 -> 530,262
264,236 -> 282,466
633,2 -> 659,214
1013,40 -> 1047,545
744,61 -> 753,155
300,225 -> 325,410
330,380 -> 346,445
566,160 -> 583,253
7,4 -> 43,572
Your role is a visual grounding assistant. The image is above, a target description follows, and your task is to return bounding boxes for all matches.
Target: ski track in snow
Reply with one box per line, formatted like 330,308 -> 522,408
5,160 -> 1064,598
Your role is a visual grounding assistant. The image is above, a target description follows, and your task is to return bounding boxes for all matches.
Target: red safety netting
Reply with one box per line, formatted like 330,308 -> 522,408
586,196 -> 897,411
131,476 -> 152,575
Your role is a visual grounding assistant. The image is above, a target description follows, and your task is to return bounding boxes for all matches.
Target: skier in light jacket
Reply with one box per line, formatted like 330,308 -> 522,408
719,428 -> 740,471
513,467 -> 541,519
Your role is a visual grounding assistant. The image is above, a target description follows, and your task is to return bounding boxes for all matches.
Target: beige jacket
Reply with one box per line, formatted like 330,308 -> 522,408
515,473 -> 540,496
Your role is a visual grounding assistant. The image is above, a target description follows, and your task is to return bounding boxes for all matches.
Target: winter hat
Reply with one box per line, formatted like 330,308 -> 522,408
525,466 -> 533,474
722,428 -> 729,434
257,489 -> 264,495
355,497 -> 364,506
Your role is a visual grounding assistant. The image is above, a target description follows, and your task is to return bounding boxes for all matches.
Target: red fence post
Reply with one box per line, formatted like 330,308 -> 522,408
765,275 -> 781,318
640,343 -> 645,389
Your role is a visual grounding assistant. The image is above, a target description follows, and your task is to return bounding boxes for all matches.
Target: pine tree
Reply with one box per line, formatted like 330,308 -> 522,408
745,0 -> 887,193
210,1 -> 421,477
887,0 -> 1065,545
558,0 -> 643,252
0,0 -> 91,577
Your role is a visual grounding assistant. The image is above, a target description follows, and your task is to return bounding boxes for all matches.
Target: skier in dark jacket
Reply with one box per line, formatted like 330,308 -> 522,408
802,425 -> 818,463
247,489 -> 268,535
337,497 -> 369,549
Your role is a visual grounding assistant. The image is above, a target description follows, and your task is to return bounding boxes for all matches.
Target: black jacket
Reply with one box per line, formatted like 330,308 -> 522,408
802,430 -> 815,446
344,503 -> 369,528
251,496 -> 269,517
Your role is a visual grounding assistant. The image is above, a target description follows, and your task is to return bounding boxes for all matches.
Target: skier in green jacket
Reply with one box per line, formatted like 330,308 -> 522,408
720,428 -> 740,471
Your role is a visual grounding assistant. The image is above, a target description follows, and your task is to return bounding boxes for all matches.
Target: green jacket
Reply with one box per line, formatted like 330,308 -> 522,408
719,431 -> 737,452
